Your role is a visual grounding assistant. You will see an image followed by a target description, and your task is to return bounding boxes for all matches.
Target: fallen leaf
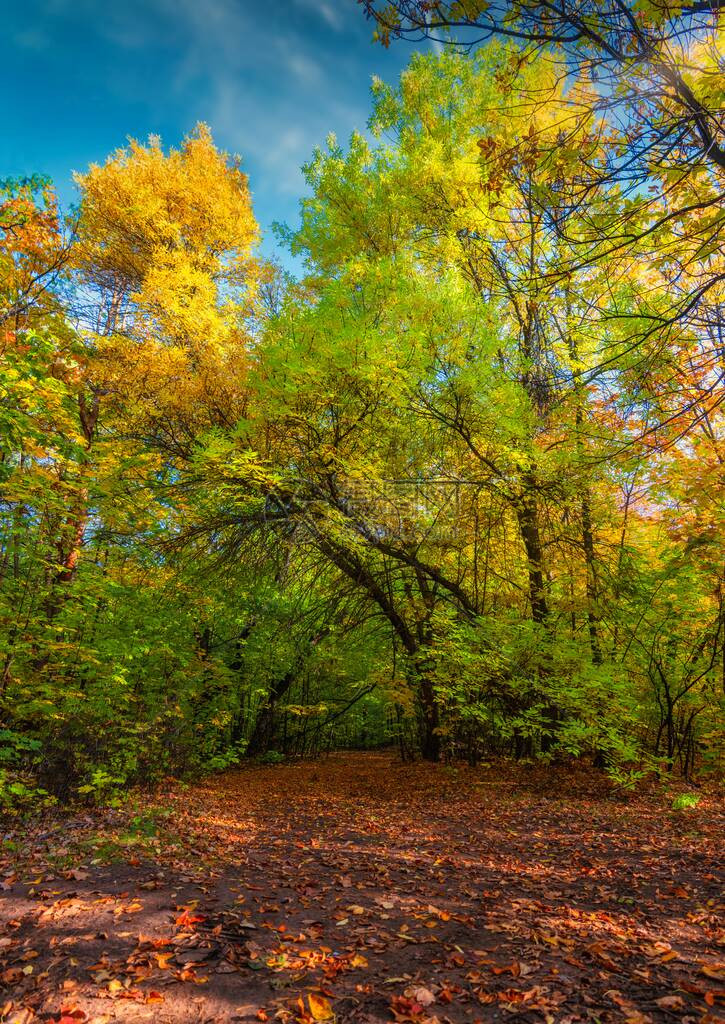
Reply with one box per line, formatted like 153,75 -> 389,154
407,986 -> 435,1006
656,996 -> 684,1010
308,993 -> 334,1021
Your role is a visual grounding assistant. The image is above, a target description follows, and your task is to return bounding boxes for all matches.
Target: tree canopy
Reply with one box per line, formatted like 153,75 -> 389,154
0,0 -> 723,809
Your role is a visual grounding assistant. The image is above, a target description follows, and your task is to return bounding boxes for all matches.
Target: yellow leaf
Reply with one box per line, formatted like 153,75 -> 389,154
308,993 -> 334,1021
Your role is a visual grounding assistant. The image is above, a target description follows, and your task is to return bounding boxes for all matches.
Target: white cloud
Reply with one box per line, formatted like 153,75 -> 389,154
315,1 -> 344,31
294,0 -> 345,32
287,53 -> 324,87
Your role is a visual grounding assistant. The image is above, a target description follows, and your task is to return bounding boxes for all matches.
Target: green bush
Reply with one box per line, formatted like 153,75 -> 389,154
257,750 -> 285,765
671,792 -> 701,811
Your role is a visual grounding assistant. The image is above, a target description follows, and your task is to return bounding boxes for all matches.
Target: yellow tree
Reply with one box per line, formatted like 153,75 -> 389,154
62,124 -> 259,585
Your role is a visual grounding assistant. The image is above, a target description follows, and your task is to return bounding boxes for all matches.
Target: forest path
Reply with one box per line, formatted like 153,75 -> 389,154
0,753 -> 722,1024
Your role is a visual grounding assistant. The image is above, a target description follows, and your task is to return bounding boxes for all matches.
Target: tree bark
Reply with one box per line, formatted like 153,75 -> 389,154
517,473 -> 549,625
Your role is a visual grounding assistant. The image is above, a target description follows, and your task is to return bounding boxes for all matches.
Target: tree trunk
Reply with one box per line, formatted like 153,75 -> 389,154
517,474 -> 549,625
516,472 -> 560,751
246,669 -> 295,757
581,491 -> 602,664
419,673 -> 441,762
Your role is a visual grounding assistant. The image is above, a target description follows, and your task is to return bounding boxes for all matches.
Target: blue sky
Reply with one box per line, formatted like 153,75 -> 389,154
2,0 -> 428,268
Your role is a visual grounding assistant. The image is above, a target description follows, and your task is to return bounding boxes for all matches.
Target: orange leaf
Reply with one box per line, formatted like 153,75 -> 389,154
175,910 -> 205,927
702,966 -> 725,981
58,1008 -> 87,1022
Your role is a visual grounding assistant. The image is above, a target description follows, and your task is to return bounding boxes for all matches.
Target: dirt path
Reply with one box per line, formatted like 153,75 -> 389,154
0,754 -> 723,1024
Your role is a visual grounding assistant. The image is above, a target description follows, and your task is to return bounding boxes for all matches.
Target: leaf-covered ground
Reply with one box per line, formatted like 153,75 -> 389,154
0,754 -> 723,1024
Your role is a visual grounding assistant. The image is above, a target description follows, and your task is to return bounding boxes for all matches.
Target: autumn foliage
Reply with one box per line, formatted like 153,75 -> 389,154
0,1 -> 724,811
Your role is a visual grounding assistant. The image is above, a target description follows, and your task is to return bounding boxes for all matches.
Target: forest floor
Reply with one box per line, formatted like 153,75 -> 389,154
0,753 -> 723,1024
